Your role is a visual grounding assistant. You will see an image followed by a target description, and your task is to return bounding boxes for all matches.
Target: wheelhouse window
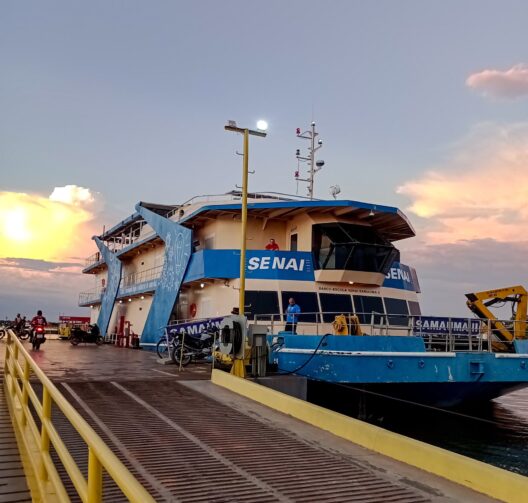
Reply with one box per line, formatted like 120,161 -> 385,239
384,297 -> 409,326
353,295 -> 384,324
312,223 -> 399,274
245,291 -> 280,320
408,301 -> 422,316
281,291 -> 320,323
319,293 -> 353,322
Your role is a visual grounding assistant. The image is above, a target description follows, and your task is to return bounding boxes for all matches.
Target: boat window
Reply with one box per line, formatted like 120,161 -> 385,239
408,301 -> 421,316
319,293 -> 353,322
312,223 -> 399,274
352,295 -> 384,324
384,297 -> 409,326
245,291 -> 280,321
281,291 -> 320,323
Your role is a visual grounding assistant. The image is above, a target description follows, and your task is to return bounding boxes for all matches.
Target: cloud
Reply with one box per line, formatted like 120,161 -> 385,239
0,185 -> 100,262
49,185 -> 95,206
466,64 -> 528,99
397,123 -> 528,315
397,123 -> 528,244
0,257 -> 81,273
0,258 -> 94,319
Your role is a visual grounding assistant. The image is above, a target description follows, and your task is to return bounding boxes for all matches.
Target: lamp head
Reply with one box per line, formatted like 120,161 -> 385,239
256,120 -> 268,132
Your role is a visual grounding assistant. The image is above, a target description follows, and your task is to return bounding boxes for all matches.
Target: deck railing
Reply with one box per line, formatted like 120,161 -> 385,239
78,288 -> 103,306
251,312 -> 525,353
84,252 -> 101,269
3,330 -> 155,503
120,264 -> 164,289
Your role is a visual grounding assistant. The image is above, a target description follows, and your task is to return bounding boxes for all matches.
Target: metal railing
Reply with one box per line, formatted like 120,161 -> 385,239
2,330 -> 155,503
78,288 -> 103,305
84,252 -> 101,269
251,312 -> 526,353
120,264 -> 163,288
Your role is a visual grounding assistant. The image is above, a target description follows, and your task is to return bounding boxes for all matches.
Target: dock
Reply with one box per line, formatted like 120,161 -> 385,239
0,339 -> 517,502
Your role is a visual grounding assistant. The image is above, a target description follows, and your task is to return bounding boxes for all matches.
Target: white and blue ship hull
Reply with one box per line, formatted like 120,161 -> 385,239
270,335 -> 528,407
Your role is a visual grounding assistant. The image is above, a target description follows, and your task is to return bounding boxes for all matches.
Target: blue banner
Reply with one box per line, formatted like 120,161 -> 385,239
246,251 -> 314,281
383,262 -> 420,292
167,317 -> 223,337
413,316 -> 482,336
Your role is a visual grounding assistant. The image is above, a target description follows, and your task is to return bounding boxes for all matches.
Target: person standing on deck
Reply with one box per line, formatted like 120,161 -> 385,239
265,238 -> 280,251
285,298 -> 300,334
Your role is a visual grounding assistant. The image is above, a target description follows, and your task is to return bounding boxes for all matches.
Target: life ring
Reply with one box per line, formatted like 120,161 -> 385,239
189,303 -> 197,318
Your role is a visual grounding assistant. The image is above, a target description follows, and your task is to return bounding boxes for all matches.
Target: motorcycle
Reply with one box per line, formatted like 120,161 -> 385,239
32,325 -> 46,350
0,323 -> 30,340
170,329 -> 216,366
69,326 -> 104,346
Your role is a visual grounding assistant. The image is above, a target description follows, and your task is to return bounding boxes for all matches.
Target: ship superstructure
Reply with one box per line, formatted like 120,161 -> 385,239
79,191 -> 421,348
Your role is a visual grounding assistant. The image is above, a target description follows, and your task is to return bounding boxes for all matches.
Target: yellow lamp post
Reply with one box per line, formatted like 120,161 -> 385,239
224,120 -> 267,377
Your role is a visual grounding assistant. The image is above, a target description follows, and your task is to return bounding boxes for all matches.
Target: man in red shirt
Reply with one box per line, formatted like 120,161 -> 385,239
30,310 -> 47,343
265,238 -> 279,251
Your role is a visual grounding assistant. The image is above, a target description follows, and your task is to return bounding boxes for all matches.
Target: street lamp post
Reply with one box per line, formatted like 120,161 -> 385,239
225,120 -> 267,377
224,121 -> 267,315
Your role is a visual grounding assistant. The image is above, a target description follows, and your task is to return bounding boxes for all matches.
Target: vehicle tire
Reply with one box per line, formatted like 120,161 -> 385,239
19,330 -> 30,340
70,338 -> 79,346
96,336 -> 104,345
0,329 -> 5,339
171,344 -> 191,366
156,338 -> 169,359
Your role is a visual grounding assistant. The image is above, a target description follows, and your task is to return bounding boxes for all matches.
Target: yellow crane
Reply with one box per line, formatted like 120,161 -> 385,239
465,285 -> 527,343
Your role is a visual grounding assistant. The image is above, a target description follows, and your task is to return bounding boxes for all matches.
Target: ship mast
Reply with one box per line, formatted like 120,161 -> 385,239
295,121 -> 324,199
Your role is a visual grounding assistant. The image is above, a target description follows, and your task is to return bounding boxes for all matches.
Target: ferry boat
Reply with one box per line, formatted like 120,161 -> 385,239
79,126 -> 528,408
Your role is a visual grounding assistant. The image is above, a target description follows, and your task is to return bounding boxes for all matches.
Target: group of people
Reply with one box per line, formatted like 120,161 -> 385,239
13,310 -> 48,343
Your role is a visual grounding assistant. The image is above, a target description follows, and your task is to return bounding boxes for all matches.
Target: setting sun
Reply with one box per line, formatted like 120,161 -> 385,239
0,188 -> 96,262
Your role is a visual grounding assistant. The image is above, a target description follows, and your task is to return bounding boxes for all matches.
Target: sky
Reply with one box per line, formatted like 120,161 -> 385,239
2,0 -> 528,319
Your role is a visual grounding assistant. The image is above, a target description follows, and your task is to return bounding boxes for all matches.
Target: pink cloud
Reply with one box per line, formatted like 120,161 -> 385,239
466,64 -> 528,99
397,123 -> 528,244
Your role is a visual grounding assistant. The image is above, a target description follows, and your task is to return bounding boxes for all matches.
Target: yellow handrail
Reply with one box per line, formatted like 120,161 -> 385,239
3,330 -> 156,503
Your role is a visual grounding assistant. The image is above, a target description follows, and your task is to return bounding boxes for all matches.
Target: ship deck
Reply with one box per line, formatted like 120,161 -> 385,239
0,340 -> 500,502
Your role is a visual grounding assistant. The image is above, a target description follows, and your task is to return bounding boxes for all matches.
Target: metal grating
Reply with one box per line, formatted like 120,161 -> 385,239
56,380 -> 431,503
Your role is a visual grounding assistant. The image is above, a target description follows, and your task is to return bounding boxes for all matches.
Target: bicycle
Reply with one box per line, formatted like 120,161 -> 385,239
156,327 -> 178,359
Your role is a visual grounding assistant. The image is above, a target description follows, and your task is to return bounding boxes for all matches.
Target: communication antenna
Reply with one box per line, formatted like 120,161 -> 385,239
329,185 -> 341,199
294,122 -> 325,199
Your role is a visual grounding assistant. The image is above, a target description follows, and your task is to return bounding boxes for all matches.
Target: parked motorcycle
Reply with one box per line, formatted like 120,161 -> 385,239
32,325 -> 46,350
170,329 -> 216,366
69,325 -> 103,346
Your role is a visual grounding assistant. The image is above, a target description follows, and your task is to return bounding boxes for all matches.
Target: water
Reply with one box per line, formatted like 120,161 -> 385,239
308,383 -> 528,476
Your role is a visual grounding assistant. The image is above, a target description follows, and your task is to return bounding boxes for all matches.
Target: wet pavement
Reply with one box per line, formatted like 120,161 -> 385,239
0,338 -> 211,382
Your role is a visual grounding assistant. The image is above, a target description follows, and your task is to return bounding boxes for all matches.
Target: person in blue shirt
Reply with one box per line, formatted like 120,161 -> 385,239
285,297 -> 301,334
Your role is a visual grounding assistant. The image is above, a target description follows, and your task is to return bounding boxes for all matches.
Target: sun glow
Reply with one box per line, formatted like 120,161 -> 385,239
3,207 -> 31,242
0,187 -> 96,261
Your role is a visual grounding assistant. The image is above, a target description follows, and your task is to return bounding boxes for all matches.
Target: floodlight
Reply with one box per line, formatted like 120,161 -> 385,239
256,120 -> 268,131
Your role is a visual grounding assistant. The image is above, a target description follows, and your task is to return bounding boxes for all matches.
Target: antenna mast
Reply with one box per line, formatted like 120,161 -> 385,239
294,122 -> 324,199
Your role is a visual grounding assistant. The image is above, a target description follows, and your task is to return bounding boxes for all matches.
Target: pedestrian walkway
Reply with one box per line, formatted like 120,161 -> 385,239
0,386 -> 31,503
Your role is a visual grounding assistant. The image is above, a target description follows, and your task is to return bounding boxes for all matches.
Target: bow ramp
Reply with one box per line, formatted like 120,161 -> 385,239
2,336 -> 520,502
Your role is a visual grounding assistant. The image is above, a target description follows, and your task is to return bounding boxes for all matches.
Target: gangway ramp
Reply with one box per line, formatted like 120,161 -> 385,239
0,386 -> 31,502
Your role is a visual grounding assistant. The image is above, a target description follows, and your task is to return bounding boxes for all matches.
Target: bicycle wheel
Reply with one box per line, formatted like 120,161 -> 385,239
156,338 -> 169,358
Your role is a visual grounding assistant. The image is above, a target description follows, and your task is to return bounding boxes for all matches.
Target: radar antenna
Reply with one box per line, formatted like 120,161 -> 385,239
294,122 -> 325,199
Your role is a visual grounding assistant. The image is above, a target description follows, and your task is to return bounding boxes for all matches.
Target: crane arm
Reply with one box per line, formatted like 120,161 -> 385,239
465,285 -> 527,342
